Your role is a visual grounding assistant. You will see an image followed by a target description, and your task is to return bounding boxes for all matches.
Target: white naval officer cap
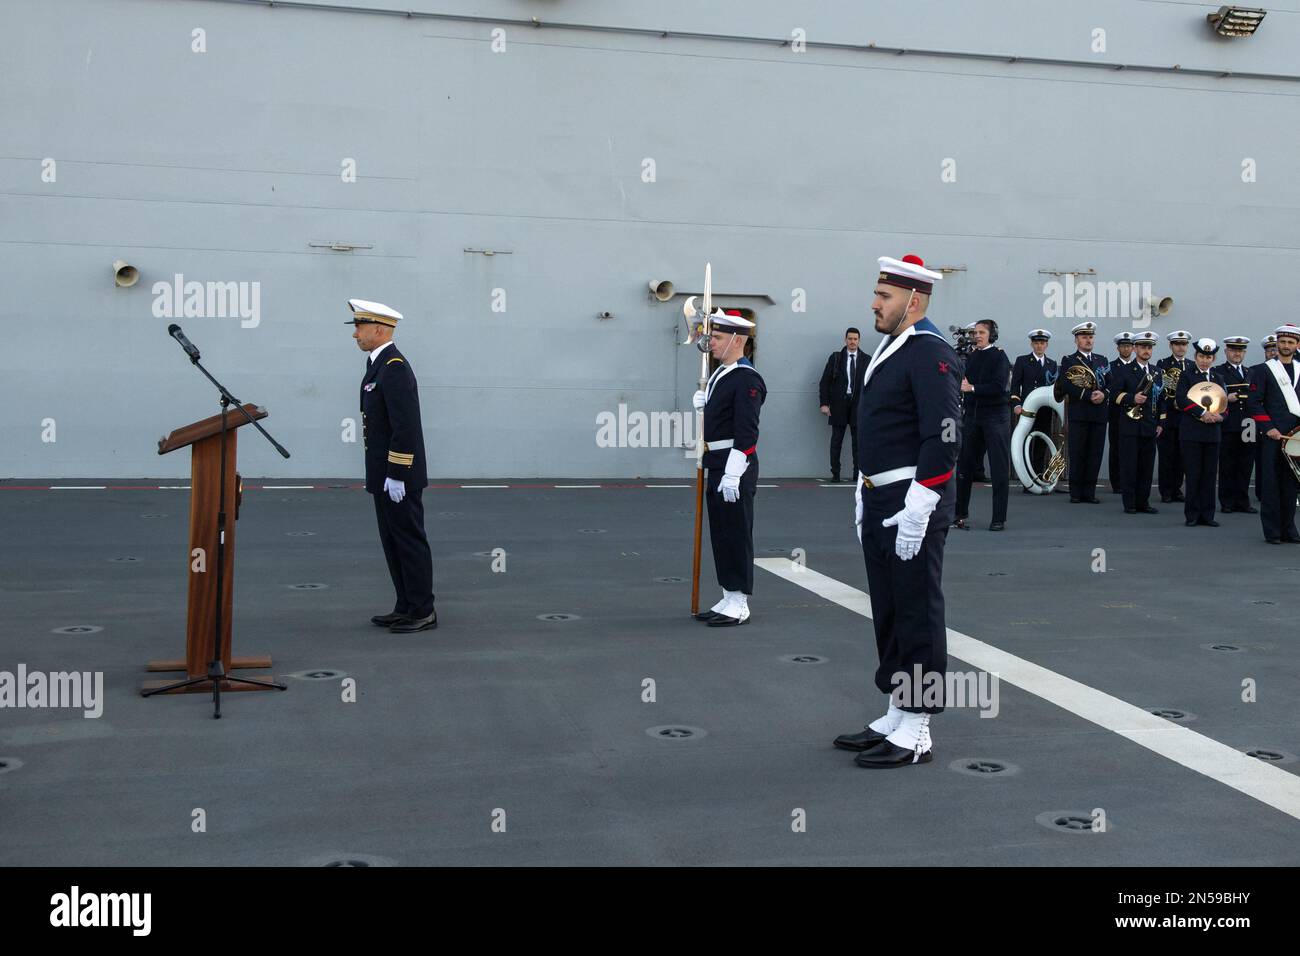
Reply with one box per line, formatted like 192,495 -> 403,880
1070,321 -> 1097,336
1028,328 -> 1052,341
346,298 -> 403,327
1113,331 -> 1135,345
1222,336 -> 1250,348
1166,330 -> 1192,343
1132,332 -> 1158,346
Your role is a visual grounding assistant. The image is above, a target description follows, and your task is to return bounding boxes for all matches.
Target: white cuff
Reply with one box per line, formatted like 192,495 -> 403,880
724,448 -> 749,478
903,480 -> 940,516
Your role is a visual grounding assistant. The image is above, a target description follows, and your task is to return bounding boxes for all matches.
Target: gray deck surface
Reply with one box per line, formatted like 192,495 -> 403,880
1,479 -> 1297,866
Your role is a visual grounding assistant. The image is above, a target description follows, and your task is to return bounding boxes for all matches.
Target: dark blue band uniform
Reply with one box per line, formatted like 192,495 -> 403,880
702,361 -> 766,595
1060,351 -> 1110,500
1114,361 -> 1160,511
1246,361 -> 1300,541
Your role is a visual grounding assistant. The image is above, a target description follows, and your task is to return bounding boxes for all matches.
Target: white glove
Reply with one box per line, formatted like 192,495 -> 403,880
880,481 -> 940,561
718,448 -> 748,503
854,475 -> 864,543
384,477 -> 406,503
692,390 -> 707,410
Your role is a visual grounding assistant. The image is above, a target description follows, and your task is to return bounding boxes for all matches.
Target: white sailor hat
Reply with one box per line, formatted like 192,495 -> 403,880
1273,323 -> 1300,341
1193,337 -> 1219,356
711,309 -> 755,335
1028,328 -> 1052,341
1222,336 -> 1250,348
877,254 -> 942,295
1166,330 -> 1191,344
346,298 -> 402,327
1264,334 -> 1278,347
1132,332 -> 1158,346
1114,331 -> 1135,345
1070,321 -> 1097,336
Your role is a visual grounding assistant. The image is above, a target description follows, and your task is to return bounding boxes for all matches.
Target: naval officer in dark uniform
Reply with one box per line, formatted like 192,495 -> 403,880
1010,329 -> 1058,482
954,319 -> 1010,530
1216,336 -> 1256,514
692,310 -> 766,627
833,254 -> 960,769
1108,332 -> 1135,493
1246,324 -> 1300,544
347,299 -> 437,632
1256,334 -> 1279,504
1113,331 -> 1160,514
1157,330 -> 1193,502
1175,338 -> 1227,527
1059,321 -> 1110,503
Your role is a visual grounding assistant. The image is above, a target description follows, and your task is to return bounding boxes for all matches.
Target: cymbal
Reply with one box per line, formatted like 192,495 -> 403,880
1187,380 -> 1228,414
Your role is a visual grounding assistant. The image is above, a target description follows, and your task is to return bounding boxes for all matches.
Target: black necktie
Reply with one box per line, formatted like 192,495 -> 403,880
848,354 -> 855,393
366,356 -> 373,370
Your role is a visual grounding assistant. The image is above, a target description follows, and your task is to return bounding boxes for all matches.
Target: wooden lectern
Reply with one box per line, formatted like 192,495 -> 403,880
144,403 -> 277,693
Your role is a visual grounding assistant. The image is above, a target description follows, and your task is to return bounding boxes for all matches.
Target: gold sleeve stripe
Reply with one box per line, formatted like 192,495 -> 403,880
386,357 -> 405,364
388,452 -> 415,465
1113,392 -> 1127,404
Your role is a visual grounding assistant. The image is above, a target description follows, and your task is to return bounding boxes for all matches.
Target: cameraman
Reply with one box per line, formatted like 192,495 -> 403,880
954,320 -> 1011,530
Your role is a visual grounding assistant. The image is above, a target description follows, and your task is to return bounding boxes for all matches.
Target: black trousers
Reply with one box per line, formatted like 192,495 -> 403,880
372,487 -> 435,618
1218,428 -> 1254,510
1258,439 -> 1300,541
1181,438 -> 1219,524
1119,434 -> 1156,511
1067,419 -> 1106,499
830,419 -> 858,479
861,502 -> 948,715
956,413 -> 1009,522
705,465 -> 757,594
1158,425 -> 1184,498
1107,411 -> 1122,490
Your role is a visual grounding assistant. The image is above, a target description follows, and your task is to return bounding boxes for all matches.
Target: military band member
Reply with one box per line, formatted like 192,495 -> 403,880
1114,332 -> 1160,514
1246,324 -> 1300,544
955,319 -> 1010,530
1157,330 -> 1194,502
1060,321 -> 1110,503
1216,336 -> 1256,514
1010,329 -> 1058,485
1256,334 -> 1279,503
833,254 -> 959,769
1108,332 -> 1135,493
1176,338 -> 1226,527
692,311 -> 766,626
347,299 -> 437,632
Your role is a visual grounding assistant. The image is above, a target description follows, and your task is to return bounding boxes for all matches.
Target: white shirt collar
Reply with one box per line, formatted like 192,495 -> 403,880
369,340 -> 394,363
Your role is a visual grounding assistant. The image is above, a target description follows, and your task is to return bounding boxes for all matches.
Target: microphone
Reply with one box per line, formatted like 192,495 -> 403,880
167,323 -> 201,362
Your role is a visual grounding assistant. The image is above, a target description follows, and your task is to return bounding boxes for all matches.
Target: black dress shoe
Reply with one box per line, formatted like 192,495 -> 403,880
1220,507 -> 1235,514
952,517 -> 969,530
1172,494 -> 1186,502
1186,520 -> 1197,527
1241,506 -> 1258,514
1140,506 -> 1159,514
390,610 -> 438,632
1266,538 -> 1283,544
833,728 -> 888,752
1124,508 -> 1138,514
693,610 -> 724,622
1199,519 -> 1220,527
1069,497 -> 1082,503
370,612 -> 409,627
707,613 -> 748,627
1084,498 -> 1101,504
1285,537 -> 1300,544
830,476 -> 841,484
989,521 -> 1005,531
1160,496 -> 1173,503
854,740 -> 933,768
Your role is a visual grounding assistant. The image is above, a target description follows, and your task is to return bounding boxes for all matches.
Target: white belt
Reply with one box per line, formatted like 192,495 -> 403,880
859,466 -> 916,489
704,439 -> 733,451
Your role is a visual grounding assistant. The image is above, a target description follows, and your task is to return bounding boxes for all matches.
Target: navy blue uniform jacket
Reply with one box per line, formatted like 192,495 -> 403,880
361,344 -> 428,493
1176,368 -> 1226,443
1009,353 -> 1057,407
1059,351 -> 1110,423
854,318 -> 962,528
702,359 -> 766,471
1246,360 -> 1300,436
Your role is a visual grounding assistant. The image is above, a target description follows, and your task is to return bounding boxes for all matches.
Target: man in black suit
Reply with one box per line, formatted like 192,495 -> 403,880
1113,331 -> 1160,514
1246,324 -> 1300,544
819,328 -> 863,482
1060,321 -> 1110,503
1010,329 -> 1058,485
347,298 -> 437,633
1216,336 -> 1256,514
954,319 -> 1011,530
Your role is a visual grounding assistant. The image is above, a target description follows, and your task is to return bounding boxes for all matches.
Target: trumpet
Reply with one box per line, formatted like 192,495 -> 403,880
1125,373 -> 1154,420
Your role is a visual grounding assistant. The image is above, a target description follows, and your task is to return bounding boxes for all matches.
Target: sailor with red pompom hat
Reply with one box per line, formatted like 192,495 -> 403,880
832,253 -> 960,769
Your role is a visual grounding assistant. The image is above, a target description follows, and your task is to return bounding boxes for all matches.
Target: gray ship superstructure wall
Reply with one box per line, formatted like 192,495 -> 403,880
3,0 -> 1298,478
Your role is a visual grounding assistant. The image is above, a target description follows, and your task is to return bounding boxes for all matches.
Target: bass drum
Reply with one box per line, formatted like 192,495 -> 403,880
1012,385 -> 1066,495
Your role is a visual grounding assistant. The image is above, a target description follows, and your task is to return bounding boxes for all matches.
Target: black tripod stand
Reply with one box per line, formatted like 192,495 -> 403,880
143,326 -> 291,717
